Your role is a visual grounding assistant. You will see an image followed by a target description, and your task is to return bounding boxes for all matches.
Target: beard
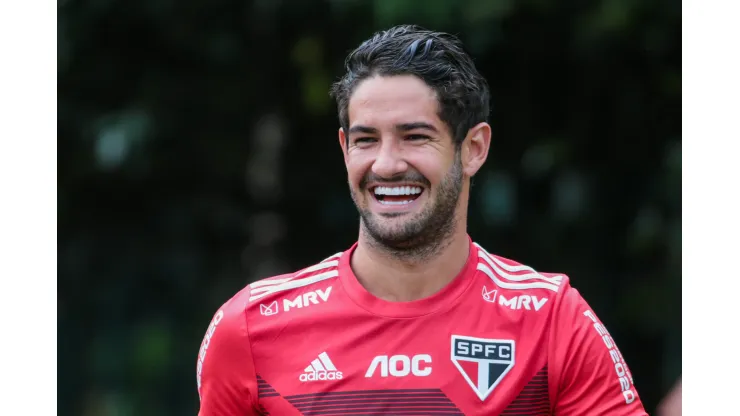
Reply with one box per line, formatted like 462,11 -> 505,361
349,154 -> 464,260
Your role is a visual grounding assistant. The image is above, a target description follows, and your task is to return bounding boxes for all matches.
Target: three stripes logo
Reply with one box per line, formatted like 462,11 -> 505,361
475,243 -> 564,293
299,352 -> 343,382
249,253 -> 342,303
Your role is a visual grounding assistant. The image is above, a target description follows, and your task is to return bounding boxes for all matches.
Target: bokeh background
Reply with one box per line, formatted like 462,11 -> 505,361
58,0 -> 681,414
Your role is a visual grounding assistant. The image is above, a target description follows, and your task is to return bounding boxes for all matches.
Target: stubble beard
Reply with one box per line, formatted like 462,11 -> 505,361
350,155 -> 464,262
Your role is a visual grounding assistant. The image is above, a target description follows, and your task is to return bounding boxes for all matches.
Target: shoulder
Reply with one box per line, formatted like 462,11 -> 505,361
472,242 -> 575,313
244,250 -> 344,315
196,250 -> 345,386
202,249 -> 344,327
196,285 -> 254,401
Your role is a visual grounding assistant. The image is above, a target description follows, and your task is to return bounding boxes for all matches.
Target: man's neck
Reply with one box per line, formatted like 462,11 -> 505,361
350,228 -> 471,302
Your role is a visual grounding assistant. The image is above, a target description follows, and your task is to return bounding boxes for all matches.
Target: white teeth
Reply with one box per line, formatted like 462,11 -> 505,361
379,200 -> 413,205
373,186 -> 423,196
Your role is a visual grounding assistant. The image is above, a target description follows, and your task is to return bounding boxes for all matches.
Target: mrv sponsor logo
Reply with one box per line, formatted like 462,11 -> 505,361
260,301 -> 278,316
300,352 -> 343,382
284,286 -> 332,312
482,286 -> 548,311
260,286 -> 333,316
451,335 -> 515,401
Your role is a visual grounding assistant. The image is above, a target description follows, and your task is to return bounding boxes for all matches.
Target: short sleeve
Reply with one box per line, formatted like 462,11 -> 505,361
196,289 -> 259,415
550,284 -> 648,416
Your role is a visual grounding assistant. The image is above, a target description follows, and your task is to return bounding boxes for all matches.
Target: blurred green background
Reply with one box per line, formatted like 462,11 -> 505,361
58,0 -> 681,414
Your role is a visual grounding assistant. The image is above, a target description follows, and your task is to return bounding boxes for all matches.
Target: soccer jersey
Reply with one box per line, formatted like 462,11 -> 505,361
196,237 -> 648,415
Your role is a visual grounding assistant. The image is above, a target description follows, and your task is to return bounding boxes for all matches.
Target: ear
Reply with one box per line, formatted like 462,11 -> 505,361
338,127 -> 349,166
460,122 -> 491,177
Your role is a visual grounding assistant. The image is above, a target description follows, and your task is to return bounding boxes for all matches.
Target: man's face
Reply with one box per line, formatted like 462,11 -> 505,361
339,75 -> 464,251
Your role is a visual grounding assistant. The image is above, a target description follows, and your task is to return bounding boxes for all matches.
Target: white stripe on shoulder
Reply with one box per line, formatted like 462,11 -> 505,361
475,243 -> 546,274
295,259 -> 339,278
249,270 -> 339,302
477,263 -> 560,293
250,277 -> 294,289
475,244 -> 564,284
477,250 -> 563,286
320,252 -> 343,263
248,252 -> 342,290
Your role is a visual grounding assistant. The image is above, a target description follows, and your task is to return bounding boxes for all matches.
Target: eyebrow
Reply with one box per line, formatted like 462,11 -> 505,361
348,122 -> 439,135
396,122 -> 439,133
348,125 -> 378,135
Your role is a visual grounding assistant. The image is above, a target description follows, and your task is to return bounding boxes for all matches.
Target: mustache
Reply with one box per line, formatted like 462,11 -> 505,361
359,171 -> 431,189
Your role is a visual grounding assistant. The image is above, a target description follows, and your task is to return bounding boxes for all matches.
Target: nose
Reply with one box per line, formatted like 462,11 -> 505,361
371,139 -> 408,179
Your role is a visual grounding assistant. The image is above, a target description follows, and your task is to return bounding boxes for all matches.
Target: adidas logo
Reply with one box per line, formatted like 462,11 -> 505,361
299,352 -> 343,382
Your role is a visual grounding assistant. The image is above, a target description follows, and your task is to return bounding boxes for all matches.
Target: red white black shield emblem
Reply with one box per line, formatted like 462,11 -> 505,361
451,335 -> 516,401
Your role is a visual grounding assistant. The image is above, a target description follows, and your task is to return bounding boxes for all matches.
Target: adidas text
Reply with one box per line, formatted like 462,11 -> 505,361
300,352 -> 342,382
299,371 -> 343,382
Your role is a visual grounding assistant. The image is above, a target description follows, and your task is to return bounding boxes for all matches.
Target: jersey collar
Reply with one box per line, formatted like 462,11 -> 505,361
338,236 -> 479,318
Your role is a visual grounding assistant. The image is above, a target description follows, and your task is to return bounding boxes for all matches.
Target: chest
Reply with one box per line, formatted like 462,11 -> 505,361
250,306 -> 553,415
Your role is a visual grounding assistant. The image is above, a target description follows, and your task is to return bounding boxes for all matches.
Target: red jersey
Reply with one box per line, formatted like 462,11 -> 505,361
196,238 -> 648,415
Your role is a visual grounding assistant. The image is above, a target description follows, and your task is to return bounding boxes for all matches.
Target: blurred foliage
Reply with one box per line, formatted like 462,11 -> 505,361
58,0 -> 681,414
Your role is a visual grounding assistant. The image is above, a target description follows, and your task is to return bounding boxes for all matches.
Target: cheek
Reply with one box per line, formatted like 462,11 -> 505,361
346,158 -> 369,188
408,155 -> 447,184
346,152 -> 375,181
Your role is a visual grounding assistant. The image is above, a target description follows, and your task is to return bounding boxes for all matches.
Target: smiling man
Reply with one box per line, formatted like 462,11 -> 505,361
196,25 -> 649,415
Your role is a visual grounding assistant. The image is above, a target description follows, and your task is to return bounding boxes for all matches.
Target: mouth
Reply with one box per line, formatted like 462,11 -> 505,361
370,185 -> 424,206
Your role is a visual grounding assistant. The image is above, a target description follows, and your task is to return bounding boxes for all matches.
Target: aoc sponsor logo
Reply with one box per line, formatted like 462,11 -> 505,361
365,354 -> 432,378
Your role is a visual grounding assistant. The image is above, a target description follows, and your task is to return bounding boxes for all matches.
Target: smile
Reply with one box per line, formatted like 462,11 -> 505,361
371,185 -> 424,206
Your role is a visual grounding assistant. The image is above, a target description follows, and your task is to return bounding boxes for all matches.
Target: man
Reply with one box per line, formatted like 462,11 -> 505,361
196,25 -> 648,415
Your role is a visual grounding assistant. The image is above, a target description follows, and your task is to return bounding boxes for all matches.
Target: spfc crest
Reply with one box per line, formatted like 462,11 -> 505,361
451,335 -> 515,401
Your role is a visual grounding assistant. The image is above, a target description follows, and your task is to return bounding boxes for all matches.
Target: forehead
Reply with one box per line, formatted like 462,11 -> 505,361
348,75 -> 443,130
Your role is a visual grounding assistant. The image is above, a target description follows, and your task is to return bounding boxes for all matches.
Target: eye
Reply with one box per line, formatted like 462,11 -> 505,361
353,137 -> 377,145
406,134 -> 430,141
